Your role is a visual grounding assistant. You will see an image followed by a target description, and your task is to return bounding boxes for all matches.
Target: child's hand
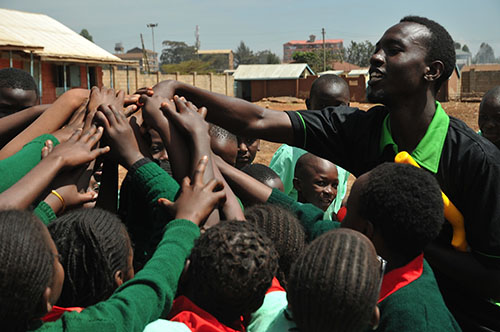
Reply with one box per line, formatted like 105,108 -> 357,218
51,97 -> 89,143
158,156 -> 226,226
140,94 -> 171,131
95,104 -> 144,169
48,125 -> 110,169
160,95 -> 209,139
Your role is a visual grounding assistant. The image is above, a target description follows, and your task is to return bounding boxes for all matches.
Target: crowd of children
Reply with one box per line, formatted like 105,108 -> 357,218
0,14 -> 499,332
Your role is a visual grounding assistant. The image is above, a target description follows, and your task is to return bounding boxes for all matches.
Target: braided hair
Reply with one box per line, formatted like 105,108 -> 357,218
288,229 -> 381,332
0,210 -> 53,331
186,220 -> 278,325
245,204 -> 306,289
48,208 -> 132,307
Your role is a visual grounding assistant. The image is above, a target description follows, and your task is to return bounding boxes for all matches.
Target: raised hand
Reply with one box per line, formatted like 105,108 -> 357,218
158,156 -> 226,226
51,97 -> 89,143
160,95 -> 209,139
95,104 -> 143,169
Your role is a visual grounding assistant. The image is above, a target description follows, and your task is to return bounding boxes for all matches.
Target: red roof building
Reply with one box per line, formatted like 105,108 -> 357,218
283,35 -> 343,63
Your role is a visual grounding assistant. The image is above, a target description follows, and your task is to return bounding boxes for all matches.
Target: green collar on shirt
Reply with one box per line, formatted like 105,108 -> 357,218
379,101 -> 449,174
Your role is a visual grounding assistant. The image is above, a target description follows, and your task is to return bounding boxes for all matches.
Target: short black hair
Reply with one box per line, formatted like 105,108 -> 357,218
288,229 -> 381,332
186,220 -> 278,325
360,163 -> 444,259
241,163 -> 281,184
209,123 -> 237,142
0,68 -> 38,95
310,74 -> 349,98
245,204 -> 306,289
48,208 -> 131,307
480,86 -> 500,109
0,210 -> 53,330
400,16 -> 456,93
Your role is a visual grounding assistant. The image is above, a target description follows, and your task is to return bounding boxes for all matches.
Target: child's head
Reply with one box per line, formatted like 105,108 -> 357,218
342,163 -> 444,261
241,163 -> 284,192
294,153 -> 338,212
306,74 -> 350,110
245,204 -> 306,289
288,228 -> 382,332
48,208 -> 134,307
185,220 -> 278,325
478,86 -> 500,149
235,136 -> 260,169
209,124 -> 238,166
0,210 -> 64,330
0,68 -> 39,117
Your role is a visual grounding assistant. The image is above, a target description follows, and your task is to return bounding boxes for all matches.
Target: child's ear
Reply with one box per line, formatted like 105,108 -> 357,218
41,287 -> 53,316
114,270 -> 124,287
305,98 -> 311,110
370,305 -> 380,330
293,177 -> 302,192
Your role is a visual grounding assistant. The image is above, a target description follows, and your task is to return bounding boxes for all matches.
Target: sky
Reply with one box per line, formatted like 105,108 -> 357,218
2,0 -> 500,60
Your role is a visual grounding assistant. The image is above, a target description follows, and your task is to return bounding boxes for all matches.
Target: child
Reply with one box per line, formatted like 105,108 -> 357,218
478,86 -> 500,149
293,153 -> 339,214
235,136 -> 260,169
0,67 -> 39,117
241,163 -> 284,193
209,124 -> 238,166
146,220 -> 278,332
269,74 -> 350,219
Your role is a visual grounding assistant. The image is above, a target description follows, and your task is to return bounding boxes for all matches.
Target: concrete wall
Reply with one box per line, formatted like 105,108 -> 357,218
461,68 -> 500,100
102,68 -> 234,96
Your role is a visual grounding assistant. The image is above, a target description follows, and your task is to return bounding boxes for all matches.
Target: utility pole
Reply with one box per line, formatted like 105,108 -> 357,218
140,33 -> 150,74
147,23 -> 158,71
322,28 -> 326,71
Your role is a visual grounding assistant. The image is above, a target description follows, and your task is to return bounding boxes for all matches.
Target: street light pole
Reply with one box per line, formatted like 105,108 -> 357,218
147,23 -> 158,70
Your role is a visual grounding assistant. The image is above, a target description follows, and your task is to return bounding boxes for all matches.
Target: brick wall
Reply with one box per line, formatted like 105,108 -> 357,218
461,69 -> 500,100
102,68 -> 234,96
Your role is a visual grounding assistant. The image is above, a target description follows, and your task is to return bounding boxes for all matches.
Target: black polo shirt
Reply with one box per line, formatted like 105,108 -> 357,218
285,103 -> 500,267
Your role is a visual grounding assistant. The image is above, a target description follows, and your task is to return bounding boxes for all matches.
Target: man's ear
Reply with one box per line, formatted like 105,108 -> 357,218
424,60 -> 444,83
293,177 -> 302,192
305,98 -> 311,110
370,305 -> 380,330
114,270 -> 124,287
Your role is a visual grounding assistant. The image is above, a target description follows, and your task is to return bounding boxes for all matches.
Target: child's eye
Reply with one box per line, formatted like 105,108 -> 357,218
316,181 -> 326,186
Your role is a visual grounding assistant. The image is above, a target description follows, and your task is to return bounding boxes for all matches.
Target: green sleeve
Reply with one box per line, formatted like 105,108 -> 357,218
33,201 -> 57,226
37,219 -> 200,332
119,161 -> 181,267
0,134 -> 60,193
266,188 -> 339,241
269,144 -> 307,197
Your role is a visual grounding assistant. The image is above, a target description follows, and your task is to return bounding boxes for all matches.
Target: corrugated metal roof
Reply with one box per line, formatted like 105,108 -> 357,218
319,70 -> 344,76
197,49 -> 233,55
0,8 -> 129,65
347,68 -> 369,76
285,39 -> 343,45
233,64 -> 315,80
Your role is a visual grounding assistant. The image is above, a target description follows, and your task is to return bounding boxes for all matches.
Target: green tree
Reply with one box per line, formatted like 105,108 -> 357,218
160,40 -> 197,65
346,41 -> 375,67
161,59 -> 216,74
234,41 -> 255,66
255,50 -> 281,64
462,44 -> 470,53
292,51 -> 323,72
80,29 -> 93,42
473,42 -> 496,64
454,42 -> 461,50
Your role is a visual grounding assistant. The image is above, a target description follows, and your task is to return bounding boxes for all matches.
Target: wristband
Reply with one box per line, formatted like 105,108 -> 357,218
50,190 -> 66,214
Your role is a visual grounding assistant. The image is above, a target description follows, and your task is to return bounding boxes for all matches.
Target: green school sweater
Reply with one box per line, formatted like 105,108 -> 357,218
266,188 -> 340,241
31,218 -> 200,331
119,161 -> 181,267
375,259 -> 461,332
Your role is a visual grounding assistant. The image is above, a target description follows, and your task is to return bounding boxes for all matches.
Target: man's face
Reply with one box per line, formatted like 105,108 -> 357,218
295,159 -> 339,211
0,87 -> 38,117
479,98 -> 500,149
235,137 -> 260,169
367,22 -> 430,105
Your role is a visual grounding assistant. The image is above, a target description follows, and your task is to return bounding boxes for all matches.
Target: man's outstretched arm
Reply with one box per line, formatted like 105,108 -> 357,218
153,80 -> 294,144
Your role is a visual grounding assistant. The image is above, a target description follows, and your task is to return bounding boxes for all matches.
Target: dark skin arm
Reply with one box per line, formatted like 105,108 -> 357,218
425,242 -> 500,302
152,80 -> 294,143
0,104 -> 49,148
0,126 -> 109,211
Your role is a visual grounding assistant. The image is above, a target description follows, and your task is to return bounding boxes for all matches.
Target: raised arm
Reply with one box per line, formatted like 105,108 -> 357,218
153,80 -> 294,143
0,104 -> 49,147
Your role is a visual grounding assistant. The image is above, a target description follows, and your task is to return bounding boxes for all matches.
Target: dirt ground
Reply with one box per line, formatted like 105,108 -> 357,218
252,98 -> 481,194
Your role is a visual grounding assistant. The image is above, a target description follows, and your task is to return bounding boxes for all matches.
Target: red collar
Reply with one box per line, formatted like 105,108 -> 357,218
378,254 -> 424,303
266,277 -> 285,294
42,305 -> 84,322
168,296 -> 246,332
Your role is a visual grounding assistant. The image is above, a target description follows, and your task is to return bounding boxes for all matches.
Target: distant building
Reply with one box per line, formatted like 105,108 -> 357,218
233,63 -> 315,101
283,35 -> 343,63
115,47 -> 158,72
0,8 -> 135,104
461,64 -> 500,100
329,61 -> 360,72
197,49 -> 234,71
456,49 -> 472,70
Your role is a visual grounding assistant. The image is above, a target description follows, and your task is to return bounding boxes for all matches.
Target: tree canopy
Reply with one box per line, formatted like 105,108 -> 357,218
473,42 -> 497,64
80,29 -> 93,42
160,40 -> 197,65
234,41 -> 281,67
345,41 -> 375,67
